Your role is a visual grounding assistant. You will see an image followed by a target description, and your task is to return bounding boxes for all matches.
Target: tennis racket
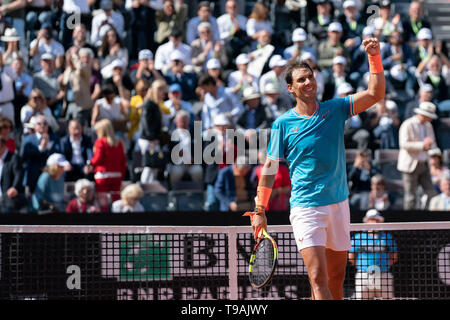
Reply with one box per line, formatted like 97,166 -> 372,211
248,228 -> 278,289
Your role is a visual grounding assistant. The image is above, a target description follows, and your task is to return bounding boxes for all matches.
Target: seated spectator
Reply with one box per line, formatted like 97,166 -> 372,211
20,114 -> 61,193
0,50 -> 17,125
413,28 -> 434,67
348,149 -> 379,210
111,183 -> 145,213
429,172 -> 450,211
317,22 -> 350,71
0,117 -> 16,153
31,153 -> 70,213
186,1 -> 220,45
0,137 -> 25,212
190,22 -> 228,74
401,0 -> 432,44
416,55 -> 450,103
259,55 -> 288,98
380,30 -> 414,72
128,79 -> 150,142
66,24 -> 97,57
373,0 -> 402,42
59,0 -> 91,49
155,0 -> 188,45
168,110 -> 203,185
2,27 -> 27,66
60,119 -> 93,182
20,88 -> 59,135
372,99 -> 400,149
154,28 -> 192,75
386,64 -> 415,104
163,50 -> 197,102
246,2 -> 273,42
227,53 -> 259,99
214,155 -> 255,212
323,56 -> 352,100
84,119 -> 127,207
404,83 -> 434,120
130,49 -> 163,84
165,83 -> 194,133
261,82 -> 293,118
252,151 -> 290,211
205,58 -> 227,87
247,29 -> 275,77
29,23 -> 65,72
90,0 -> 125,47
32,53 -> 65,118
368,174 -> 393,211
65,179 -> 101,213
307,0 -> 334,47
283,27 -> 317,63
102,59 -> 134,101
338,0 -> 365,54
97,28 -> 129,80
428,148 -> 446,192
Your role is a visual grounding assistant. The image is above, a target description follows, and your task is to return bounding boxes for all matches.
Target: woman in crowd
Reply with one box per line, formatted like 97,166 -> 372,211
65,179 -> 101,213
246,2 -> 272,41
128,79 -> 150,141
97,28 -> 129,79
20,88 -> 59,134
0,117 -> 16,153
111,183 -> 145,213
429,148 -> 447,192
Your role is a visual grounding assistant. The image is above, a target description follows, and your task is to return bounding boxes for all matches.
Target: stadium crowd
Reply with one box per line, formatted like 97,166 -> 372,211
0,0 -> 448,213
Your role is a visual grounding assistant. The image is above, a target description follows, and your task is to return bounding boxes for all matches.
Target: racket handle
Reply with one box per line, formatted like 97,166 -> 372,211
255,226 -> 263,240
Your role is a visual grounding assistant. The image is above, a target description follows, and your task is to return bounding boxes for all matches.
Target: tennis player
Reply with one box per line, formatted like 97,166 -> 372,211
247,38 -> 385,300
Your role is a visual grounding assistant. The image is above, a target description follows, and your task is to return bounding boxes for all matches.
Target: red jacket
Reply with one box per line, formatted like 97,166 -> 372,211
90,137 -> 127,176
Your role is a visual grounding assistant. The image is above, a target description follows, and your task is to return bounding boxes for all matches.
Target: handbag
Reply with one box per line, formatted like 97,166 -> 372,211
144,146 -> 170,169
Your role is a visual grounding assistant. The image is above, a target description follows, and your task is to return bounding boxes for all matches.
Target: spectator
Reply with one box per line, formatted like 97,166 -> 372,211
186,1 -> 220,45
59,0 -> 91,49
317,22 -> 350,71
428,148 -> 446,191
261,82 -> 293,118
0,0 -> 26,46
32,53 -> 65,118
0,137 -> 25,212
338,0 -> 365,54
416,55 -> 450,103
163,50 -> 197,102
397,102 -> 438,209
97,28 -> 129,81
429,171 -> 450,211
348,209 -> 398,300
214,155 -> 255,211
401,0 -> 432,44
29,23 -> 65,72
373,0 -> 402,42
62,47 -> 95,127
190,22 -> 228,74
205,58 -> 227,87
60,119 -> 93,182
0,50 -> 17,125
386,64 -> 415,107
65,178 -> 101,213
20,88 -> 59,134
11,56 -> 33,125
259,55 -> 288,97
129,0 -> 157,57
247,29 -> 275,77
155,0 -> 187,45
368,174 -> 393,211
217,0 -> 247,42
111,183 -> 145,213
131,49 -> 163,84
246,2 -> 273,41
154,28 -> 192,75
228,53 -> 259,99
283,27 -> 317,63
380,30 -> 414,72
102,59 -> 133,101
372,99 -> 401,149
90,0 -> 125,47
1,27 -> 27,66
31,153 -> 70,213
404,83 -> 434,120
85,119 -> 127,206
199,74 -> 243,131
66,24 -> 97,56
20,114 -> 61,193
307,0 -> 334,47
0,117 -> 16,153
413,28 -> 434,67
165,83 -> 194,133
128,79 -> 150,141
168,110 -> 203,185
323,56 -> 352,100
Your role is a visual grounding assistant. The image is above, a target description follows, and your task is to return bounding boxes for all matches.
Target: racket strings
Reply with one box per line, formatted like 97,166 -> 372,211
250,238 -> 275,287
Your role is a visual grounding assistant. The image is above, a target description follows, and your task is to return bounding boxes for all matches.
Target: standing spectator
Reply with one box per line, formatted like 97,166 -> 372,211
0,137 -> 25,212
0,49 -> 17,125
348,209 -> 398,300
90,0 -> 124,47
401,0 -> 432,44
190,22 -> 228,74
20,114 -> 60,193
97,28 -> 129,81
246,2 -> 273,41
155,0 -> 187,45
60,119 -> 93,182
85,119 -> 127,206
111,183 -> 145,213
129,0 -> 157,57
429,172 -> 450,211
317,22 -> 350,71
29,23 -> 65,72
20,88 -> 59,134
154,28 -> 192,75
186,1 -> 220,45
307,0 -> 334,47
31,153 -> 70,213
65,179 -> 101,213
163,50 -> 197,102
397,102 -> 438,209
0,117 -> 16,153
130,49 -> 163,84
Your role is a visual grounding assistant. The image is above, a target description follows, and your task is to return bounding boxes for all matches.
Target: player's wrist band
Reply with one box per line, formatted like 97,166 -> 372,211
368,53 -> 384,74
255,186 -> 272,210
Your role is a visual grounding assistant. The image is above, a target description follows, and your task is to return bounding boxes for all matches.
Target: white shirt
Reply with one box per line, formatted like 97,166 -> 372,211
20,105 -> 59,134
96,97 -> 124,121
111,200 -> 145,213
154,41 -> 192,73
90,11 -> 125,46
63,0 -> 90,13
259,70 -> 287,95
227,70 -> 259,98
217,13 -> 247,41
29,39 -> 65,72
70,136 -> 84,165
246,18 -> 273,37
0,66 -> 17,103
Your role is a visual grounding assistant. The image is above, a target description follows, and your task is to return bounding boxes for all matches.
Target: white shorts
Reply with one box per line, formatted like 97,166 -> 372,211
289,199 -> 351,252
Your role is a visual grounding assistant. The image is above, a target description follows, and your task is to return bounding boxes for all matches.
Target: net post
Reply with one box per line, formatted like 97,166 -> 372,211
228,227 -> 239,300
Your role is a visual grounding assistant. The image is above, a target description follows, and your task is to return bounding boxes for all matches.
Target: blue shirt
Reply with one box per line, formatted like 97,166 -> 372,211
32,172 -> 65,212
267,96 -> 355,207
349,232 -> 398,272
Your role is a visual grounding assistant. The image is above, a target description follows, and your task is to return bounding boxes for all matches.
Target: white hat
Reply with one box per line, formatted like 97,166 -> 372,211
1,27 -> 20,42
41,52 -> 54,60
206,58 -> 221,69
111,59 -> 125,69
337,82 -> 353,95
328,22 -> 343,33
213,113 -> 230,126
46,153 -> 70,167
417,28 -> 432,40
414,101 -> 438,119
363,209 -> 384,223
333,55 -> 347,66
242,87 -> 261,101
343,0 -> 356,9
428,147 -> 442,157
236,53 -> 250,65
264,82 -> 281,94
292,28 -> 307,42
138,49 -> 153,60
269,55 -> 287,68
385,99 -> 398,111
300,52 -> 316,64
420,83 -> 434,92
362,25 -> 376,37
389,64 -> 406,82
170,50 -> 185,62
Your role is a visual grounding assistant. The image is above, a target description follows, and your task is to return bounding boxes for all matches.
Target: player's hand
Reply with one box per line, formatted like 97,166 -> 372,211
363,38 -> 380,56
243,207 -> 267,240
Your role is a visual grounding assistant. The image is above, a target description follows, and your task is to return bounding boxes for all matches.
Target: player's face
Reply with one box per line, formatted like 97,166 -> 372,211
288,68 -> 317,100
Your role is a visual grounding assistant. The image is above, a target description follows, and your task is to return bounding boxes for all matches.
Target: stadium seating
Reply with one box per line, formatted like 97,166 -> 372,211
374,149 -> 402,181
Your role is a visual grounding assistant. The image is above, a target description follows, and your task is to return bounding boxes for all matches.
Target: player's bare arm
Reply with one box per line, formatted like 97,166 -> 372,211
352,38 -> 386,115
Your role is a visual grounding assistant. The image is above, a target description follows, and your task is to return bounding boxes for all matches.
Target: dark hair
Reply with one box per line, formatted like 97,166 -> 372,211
101,84 -> 115,96
284,61 -> 314,85
170,27 -> 183,38
98,27 -> 123,58
198,1 -> 210,10
198,74 -> 217,87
